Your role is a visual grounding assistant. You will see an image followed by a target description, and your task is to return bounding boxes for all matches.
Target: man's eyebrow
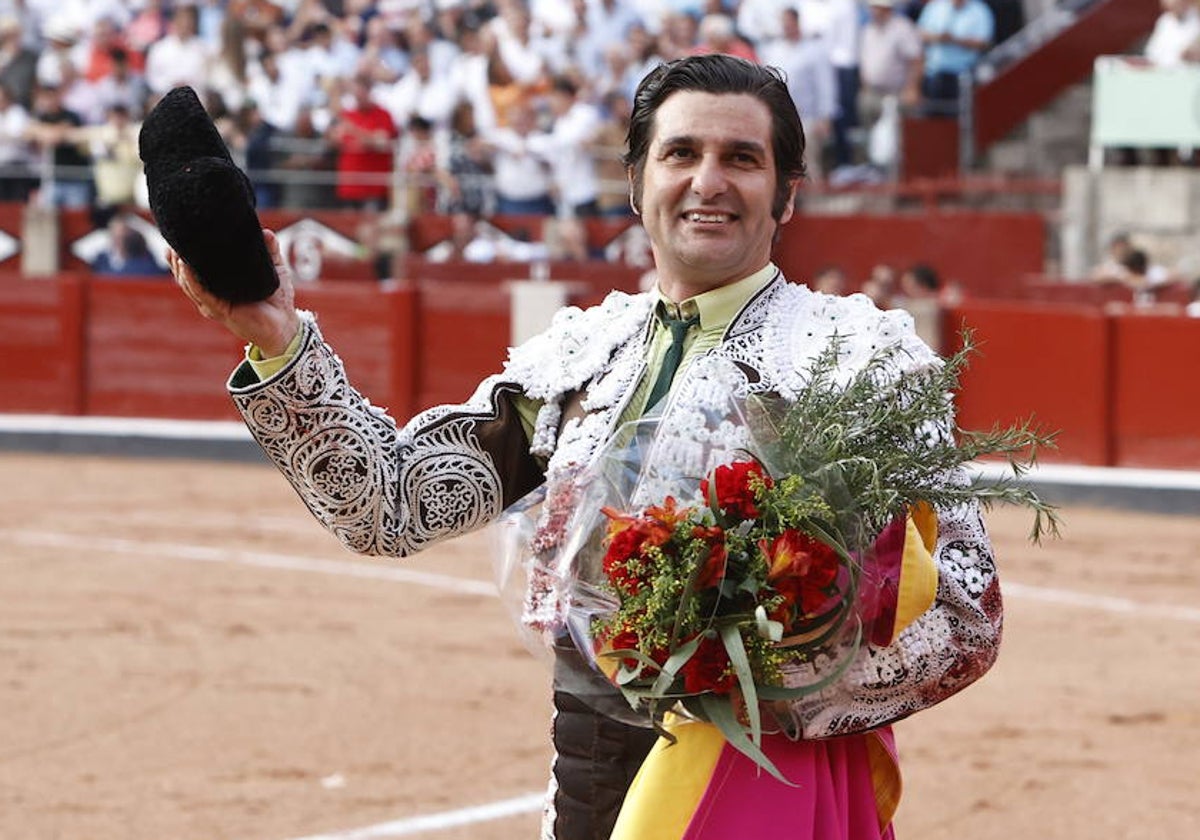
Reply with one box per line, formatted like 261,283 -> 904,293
655,135 -> 767,156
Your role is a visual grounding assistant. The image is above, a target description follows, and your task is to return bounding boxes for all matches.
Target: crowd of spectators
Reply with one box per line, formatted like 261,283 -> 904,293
0,0 -> 1019,222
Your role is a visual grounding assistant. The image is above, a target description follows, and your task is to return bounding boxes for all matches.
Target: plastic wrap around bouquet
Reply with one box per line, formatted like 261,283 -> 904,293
492,336 -> 1058,781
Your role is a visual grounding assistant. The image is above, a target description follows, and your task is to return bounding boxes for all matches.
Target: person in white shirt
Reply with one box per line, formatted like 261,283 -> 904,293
859,0 -> 922,143
528,74 -> 603,217
144,5 -> 208,96
758,8 -> 836,180
1144,0 -> 1200,66
483,97 -> 554,215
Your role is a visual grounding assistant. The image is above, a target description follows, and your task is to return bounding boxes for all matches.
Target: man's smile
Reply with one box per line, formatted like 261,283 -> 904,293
681,211 -> 738,224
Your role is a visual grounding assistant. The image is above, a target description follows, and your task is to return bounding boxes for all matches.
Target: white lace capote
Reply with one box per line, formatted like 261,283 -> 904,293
229,274 -> 1001,739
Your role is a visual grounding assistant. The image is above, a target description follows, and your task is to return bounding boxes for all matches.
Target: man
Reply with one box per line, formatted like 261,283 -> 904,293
916,0 -> 994,115
326,74 -> 398,212
859,0 -> 923,134
171,55 -> 1001,839
757,7 -> 836,181
527,74 -> 603,218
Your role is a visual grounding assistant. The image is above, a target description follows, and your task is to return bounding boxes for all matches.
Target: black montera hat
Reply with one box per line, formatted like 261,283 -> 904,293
139,86 -> 278,304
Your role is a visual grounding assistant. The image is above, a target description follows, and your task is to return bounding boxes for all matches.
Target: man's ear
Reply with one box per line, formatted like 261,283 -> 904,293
777,177 -> 800,225
627,166 -> 641,216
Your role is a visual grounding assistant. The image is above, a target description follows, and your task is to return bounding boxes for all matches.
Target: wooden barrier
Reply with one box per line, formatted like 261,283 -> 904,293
947,301 -> 1113,466
1110,313 -> 1200,468
5,269 -> 1200,470
0,273 -> 85,414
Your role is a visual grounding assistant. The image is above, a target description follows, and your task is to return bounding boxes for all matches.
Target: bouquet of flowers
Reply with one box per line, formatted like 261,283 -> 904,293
494,334 -> 1058,783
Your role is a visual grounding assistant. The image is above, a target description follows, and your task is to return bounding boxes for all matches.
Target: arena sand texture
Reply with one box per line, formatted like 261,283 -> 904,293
1,452 -> 1197,840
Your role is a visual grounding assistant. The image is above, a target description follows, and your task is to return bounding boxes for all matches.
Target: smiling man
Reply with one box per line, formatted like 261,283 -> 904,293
172,54 -> 1001,840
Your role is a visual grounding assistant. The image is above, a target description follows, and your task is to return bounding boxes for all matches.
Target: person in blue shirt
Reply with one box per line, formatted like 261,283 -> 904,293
916,0 -> 994,115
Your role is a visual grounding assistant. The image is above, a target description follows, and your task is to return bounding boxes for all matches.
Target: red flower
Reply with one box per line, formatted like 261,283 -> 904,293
680,634 -> 735,694
701,460 -> 773,520
607,629 -> 643,670
760,529 -> 841,618
691,525 -> 728,589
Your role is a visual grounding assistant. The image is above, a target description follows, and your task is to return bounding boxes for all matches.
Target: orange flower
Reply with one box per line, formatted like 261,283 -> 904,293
760,529 -> 841,617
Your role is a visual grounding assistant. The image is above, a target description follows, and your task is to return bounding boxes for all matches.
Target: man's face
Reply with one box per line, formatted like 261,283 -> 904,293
632,91 -> 795,298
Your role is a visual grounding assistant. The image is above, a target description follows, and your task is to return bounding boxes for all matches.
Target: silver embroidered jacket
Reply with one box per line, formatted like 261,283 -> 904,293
228,271 -> 1002,738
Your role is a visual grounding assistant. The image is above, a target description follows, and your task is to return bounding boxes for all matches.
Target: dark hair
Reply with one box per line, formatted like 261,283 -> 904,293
622,54 -> 806,220
905,262 -> 941,292
1122,248 -> 1148,275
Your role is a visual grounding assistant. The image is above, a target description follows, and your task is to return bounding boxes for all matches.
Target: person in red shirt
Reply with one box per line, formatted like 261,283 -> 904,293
327,75 -> 399,211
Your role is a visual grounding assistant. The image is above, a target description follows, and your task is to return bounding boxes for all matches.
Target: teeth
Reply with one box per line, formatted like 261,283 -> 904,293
686,212 -> 729,222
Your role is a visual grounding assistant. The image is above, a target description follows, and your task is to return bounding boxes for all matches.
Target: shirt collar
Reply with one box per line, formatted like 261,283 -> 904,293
655,263 -> 778,330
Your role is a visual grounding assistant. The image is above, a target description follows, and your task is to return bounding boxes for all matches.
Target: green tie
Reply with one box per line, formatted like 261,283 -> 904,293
645,312 -> 700,411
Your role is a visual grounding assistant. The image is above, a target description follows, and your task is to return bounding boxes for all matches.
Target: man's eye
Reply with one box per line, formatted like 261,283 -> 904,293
666,147 -> 694,159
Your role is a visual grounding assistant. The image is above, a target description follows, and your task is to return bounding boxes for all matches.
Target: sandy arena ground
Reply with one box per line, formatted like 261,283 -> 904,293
1,451 -> 1197,840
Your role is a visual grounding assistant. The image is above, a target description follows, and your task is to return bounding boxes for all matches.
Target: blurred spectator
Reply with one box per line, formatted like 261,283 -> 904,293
447,20 -> 496,132
657,12 -> 699,60
592,91 -> 634,216
126,0 -> 169,60
80,102 -> 141,212
577,0 -> 642,77
246,49 -> 306,134
1145,0 -> 1200,67
437,99 -> 494,217
378,46 -> 458,130
798,0 -> 861,169
861,262 -> 897,307
35,19 -> 81,91
0,81 -> 32,200
233,99 -> 280,208
399,113 -> 439,215
208,16 -> 251,113
1091,231 -> 1173,286
812,264 -> 848,295
327,74 -> 398,211
0,17 -> 38,108
737,0 -> 790,43
27,82 -> 92,208
484,98 -> 554,215
144,5 -> 207,96
691,13 -> 758,61
82,16 -> 139,84
860,0 -> 922,126
528,73 -> 603,217
895,261 -> 943,348
358,15 -> 407,86
91,47 -> 147,120
917,0 -> 993,115
424,209 -> 496,262
276,105 -> 338,209
91,214 -> 165,276
758,8 -> 835,181
489,2 -> 549,87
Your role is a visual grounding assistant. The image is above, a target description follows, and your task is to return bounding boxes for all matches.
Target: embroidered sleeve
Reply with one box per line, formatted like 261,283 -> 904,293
782,489 -> 1002,738
228,313 -> 543,557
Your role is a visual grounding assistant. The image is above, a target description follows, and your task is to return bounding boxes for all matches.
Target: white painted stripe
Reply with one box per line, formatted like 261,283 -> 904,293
0,413 -> 252,440
1003,581 -> 1200,623
4,531 -> 498,598
4,413 -> 1200,493
283,792 -> 545,839
7,528 -> 1200,623
970,461 -> 1200,492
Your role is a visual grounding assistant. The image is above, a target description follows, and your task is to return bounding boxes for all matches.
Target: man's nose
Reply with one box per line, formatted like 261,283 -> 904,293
690,154 -> 728,199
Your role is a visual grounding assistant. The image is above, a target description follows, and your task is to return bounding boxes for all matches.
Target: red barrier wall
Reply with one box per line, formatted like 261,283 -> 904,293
774,213 -> 1044,298
1110,314 -> 1200,467
0,273 -> 85,414
6,270 -> 1200,471
412,278 -> 511,410
947,302 -> 1113,466
84,278 -> 247,419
